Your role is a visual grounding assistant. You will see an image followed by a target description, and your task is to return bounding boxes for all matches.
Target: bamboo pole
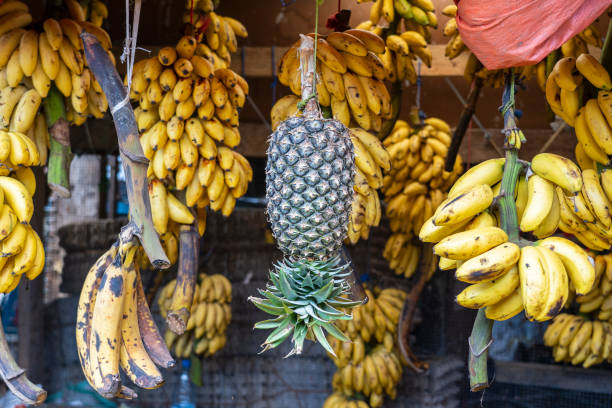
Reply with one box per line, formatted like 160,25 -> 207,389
81,32 -> 170,268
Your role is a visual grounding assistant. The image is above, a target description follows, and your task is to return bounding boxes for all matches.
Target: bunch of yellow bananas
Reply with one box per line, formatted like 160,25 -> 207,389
441,5 -> 535,88
546,55 -> 612,165
180,0 -> 248,68
382,116 -> 461,278
323,392 -> 370,408
421,153 -> 596,321
572,253 -> 612,319
76,241 -> 175,400
160,274 -> 232,358
134,217 -> 180,270
326,288 -> 406,408
0,133 -> 45,292
127,35 -> 253,242
0,1 -> 114,126
81,0 -> 109,27
544,313 -> 612,368
352,0 -> 435,82
276,30 -> 391,132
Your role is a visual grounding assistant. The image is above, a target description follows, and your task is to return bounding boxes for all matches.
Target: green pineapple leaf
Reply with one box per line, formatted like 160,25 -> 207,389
311,324 -> 336,357
253,316 -> 285,330
249,297 -> 285,315
320,321 -> 350,342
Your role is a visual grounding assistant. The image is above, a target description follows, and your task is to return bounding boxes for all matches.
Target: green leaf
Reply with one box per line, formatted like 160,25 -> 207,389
265,323 -> 294,344
320,321 -> 350,342
312,324 -> 336,357
189,356 -> 203,387
250,297 -> 286,315
310,280 -> 334,304
278,268 -> 298,300
254,316 -> 285,330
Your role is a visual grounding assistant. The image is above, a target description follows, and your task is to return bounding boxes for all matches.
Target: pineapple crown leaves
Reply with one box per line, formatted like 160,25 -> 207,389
248,255 -> 360,357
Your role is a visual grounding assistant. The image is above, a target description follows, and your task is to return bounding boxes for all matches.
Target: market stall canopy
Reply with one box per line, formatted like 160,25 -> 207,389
455,0 -> 612,69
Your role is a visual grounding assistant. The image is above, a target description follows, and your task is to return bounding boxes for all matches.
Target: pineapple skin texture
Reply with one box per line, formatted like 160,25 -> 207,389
266,116 -> 355,260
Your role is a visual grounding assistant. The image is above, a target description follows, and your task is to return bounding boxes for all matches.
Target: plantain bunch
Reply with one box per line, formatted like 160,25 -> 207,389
544,313 -> 612,368
276,30 -> 391,133
354,0 -> 436,81
326,287 -> 407,408
160,273 -> 232,359
382,114 -> 461,279
76,241 -> 176,400
181,0 -> 248,68
127,35 -> 253,248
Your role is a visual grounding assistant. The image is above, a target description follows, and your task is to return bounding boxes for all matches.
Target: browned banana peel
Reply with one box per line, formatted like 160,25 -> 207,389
0,306 -> 46,405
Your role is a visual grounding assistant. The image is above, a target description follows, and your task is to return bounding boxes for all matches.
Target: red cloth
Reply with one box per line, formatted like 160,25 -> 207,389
455,0 -> 612,69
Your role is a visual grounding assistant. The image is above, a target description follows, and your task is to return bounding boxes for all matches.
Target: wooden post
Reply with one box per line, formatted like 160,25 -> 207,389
15,166 -> 48,404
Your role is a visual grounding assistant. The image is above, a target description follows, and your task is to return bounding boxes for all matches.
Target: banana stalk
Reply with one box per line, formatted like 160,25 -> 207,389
0,294 -> 46,405
398,242 -> 434,373
166,199 -> 198,334
43,85 -> 71,198
469,74 -> 524,392
444,77 -> 483,171
81,32 -> 170,268
600,19 -> 612,84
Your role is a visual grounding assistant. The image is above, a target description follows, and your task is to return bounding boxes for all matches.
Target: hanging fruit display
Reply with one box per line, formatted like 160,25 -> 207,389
323,287 -> 407,408
354,0 -> 436,80
421,151 -> 599,321
272,30 -> 390,244
160,274 -> 232,358
441,5 -> 602,88
251,35 -> 361,355
382,113 -> 462,279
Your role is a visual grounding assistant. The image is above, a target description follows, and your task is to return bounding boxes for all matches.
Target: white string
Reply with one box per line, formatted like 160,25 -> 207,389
112,0 -> 142,115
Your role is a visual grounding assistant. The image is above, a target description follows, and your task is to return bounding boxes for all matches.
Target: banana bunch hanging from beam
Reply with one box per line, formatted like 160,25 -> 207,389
325,287 -> 407,408
382,114 -> 462,279
570,254 -> 612,320
544,313 -> 612,368
354,0 -> 436,81
64,0 -> 109,27
440,5 -> 537,88
76,240 -> 176,400
128,35 -> 253,242
546,55 -> 612,152
0,132 -> 45,292
420,153 -> 598,321
0,1 -> 115,126
276,30 -> 392,132
160,273 -> 232,358
181,0 -> 248,69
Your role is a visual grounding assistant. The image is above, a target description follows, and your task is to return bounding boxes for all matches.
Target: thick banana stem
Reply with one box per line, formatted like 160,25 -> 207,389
167,207 -> 199,334
81,32 -> 169,269
444,77 -> 483,171
468,308 -> 493,391
600,18 -> 612,78
43,85 -> 71,198
468,74 -> 524,392
0,302 -> 46,405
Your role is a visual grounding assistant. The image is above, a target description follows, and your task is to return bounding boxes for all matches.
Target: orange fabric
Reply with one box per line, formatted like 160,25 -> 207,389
455,0 -> 612,69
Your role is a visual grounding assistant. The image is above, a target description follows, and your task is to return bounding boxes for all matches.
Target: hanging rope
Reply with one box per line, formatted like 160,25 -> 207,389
297,0 -> 320,111
271,46 -> 278,105
114,0 -> 142,115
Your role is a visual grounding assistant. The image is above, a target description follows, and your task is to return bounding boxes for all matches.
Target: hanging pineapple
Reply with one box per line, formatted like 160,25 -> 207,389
249,35 -> 360,356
